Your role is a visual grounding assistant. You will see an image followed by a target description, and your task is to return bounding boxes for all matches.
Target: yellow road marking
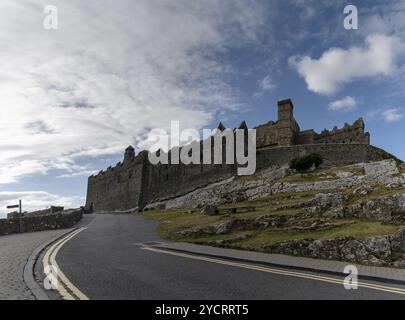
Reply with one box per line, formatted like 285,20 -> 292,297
43,227 -> 89,300
143,246 -> 405,296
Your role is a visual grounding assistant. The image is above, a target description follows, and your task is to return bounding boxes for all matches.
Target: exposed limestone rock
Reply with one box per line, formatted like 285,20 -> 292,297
260,165 -> 292,180
393,260 -> 405,268
150,160 -> 405,225
268,235 -> 392,266
147,159 -> 405,268
256,215 -> 289,228
362,236 -> 392,259
173,228 -> 211,238
206,234 -> 251,246
340,239 -> 368,262
364,159 -> 399,177
323,206 -> 345,218
344,194 -> 405,222
307,239 -> 340,260
336,171 -> 354,179
352,185 -> 374,195
386,183 -> 402,190
214,222 -> 233,235
312,193 -> 344,213
390,228 -> 405,252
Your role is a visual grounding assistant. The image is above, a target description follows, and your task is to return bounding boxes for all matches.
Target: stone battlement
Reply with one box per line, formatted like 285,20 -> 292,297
85,99 -> 384,213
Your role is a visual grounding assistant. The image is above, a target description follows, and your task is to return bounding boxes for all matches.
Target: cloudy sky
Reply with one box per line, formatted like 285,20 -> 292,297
1,0 -> 405,217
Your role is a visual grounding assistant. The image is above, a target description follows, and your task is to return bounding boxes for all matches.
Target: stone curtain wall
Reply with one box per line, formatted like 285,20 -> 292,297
0,210 -> 83,236
148,144 -> 395,205
142,161 -> 236,205
256,144 -> 387,169
85,150 -> 148,212
84,99 -> 386,212
86,143 -> 396,212
86,142 -> 238,212
294,118 -> 370,146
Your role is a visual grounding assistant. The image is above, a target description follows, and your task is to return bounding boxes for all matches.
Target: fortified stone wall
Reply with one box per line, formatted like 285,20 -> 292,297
255,99 -> 300,148
255,100 -> 369,148
313,118 -> 370,145
86,143 -> 395,211
143,162 -> 236,205
256,144 -> 390,170
85,146 -> 147,212
85,98 -> 393,212
86,134 -> 240,210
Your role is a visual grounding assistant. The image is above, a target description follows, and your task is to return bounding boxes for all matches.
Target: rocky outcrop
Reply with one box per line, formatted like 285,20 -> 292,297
268,234 -> 394,266
311,193 -> 344,213
344,194 -> 405,222
153,159 -> 405,267
364,159 -> 399,177
148,160 -> 405,212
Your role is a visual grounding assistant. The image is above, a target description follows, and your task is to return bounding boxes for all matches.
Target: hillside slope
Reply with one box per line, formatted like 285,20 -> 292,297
142,159 -> 405,267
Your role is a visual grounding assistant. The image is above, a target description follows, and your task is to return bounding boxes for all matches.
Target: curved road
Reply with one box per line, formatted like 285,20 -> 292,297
48,214 -> 405,300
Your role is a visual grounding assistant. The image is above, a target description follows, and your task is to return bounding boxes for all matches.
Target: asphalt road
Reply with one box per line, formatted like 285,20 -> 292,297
53,213 -> 405,300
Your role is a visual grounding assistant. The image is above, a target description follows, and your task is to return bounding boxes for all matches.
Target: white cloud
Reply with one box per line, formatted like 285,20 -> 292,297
0,191 -> 81,219
328,96 -> 358,112
259,75 -> 276,92
382,108 -> 404,123
289,34 -> 403,95
0,0 -> 266,185
253,75 -> 276,98
367,107 -> 404,123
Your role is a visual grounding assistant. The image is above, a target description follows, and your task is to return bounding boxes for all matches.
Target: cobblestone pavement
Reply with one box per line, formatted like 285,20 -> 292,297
0,229 -> 69,300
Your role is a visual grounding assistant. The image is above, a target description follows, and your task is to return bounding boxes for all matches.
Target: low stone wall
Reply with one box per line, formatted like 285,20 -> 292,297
0,209 -> 83,237
23,206 -> 65,217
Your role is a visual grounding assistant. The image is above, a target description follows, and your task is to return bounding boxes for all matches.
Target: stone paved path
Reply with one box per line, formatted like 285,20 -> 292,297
0,229 -> 69,300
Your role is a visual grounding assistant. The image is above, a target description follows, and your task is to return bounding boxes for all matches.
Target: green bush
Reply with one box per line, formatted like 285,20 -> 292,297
289,153 -> 323,172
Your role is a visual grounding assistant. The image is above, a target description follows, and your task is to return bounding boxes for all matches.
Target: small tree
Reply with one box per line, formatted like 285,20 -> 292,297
289,153 -> 323,172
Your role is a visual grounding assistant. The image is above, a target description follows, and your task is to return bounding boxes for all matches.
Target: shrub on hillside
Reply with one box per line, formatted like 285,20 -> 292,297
289,153 -> 323,172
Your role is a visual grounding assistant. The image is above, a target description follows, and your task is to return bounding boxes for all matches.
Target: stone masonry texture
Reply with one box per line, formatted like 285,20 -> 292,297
85,98 -> 395,212
0,210 -> 83,237
0,229 -> 69,300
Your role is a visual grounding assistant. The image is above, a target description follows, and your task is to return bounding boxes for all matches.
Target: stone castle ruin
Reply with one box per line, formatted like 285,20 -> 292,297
85,99 -> 390,212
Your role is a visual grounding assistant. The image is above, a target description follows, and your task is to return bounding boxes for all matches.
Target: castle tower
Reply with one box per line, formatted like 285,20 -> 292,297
277,99 -> 300,146
124,145 -> 135,162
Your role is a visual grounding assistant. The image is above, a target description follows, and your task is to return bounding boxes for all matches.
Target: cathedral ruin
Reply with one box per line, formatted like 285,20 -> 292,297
85,99 -> 390,213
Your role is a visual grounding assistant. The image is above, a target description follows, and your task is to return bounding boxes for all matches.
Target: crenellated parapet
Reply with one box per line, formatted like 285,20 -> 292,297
314,117 -> 370,145
89,146 -> 149,182
85,98 -> 376,213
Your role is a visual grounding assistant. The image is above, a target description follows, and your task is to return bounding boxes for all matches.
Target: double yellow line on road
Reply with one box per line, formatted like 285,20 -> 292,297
41,229 -> 405,299
42,227 -> 89,300
143,246 -> 405,297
